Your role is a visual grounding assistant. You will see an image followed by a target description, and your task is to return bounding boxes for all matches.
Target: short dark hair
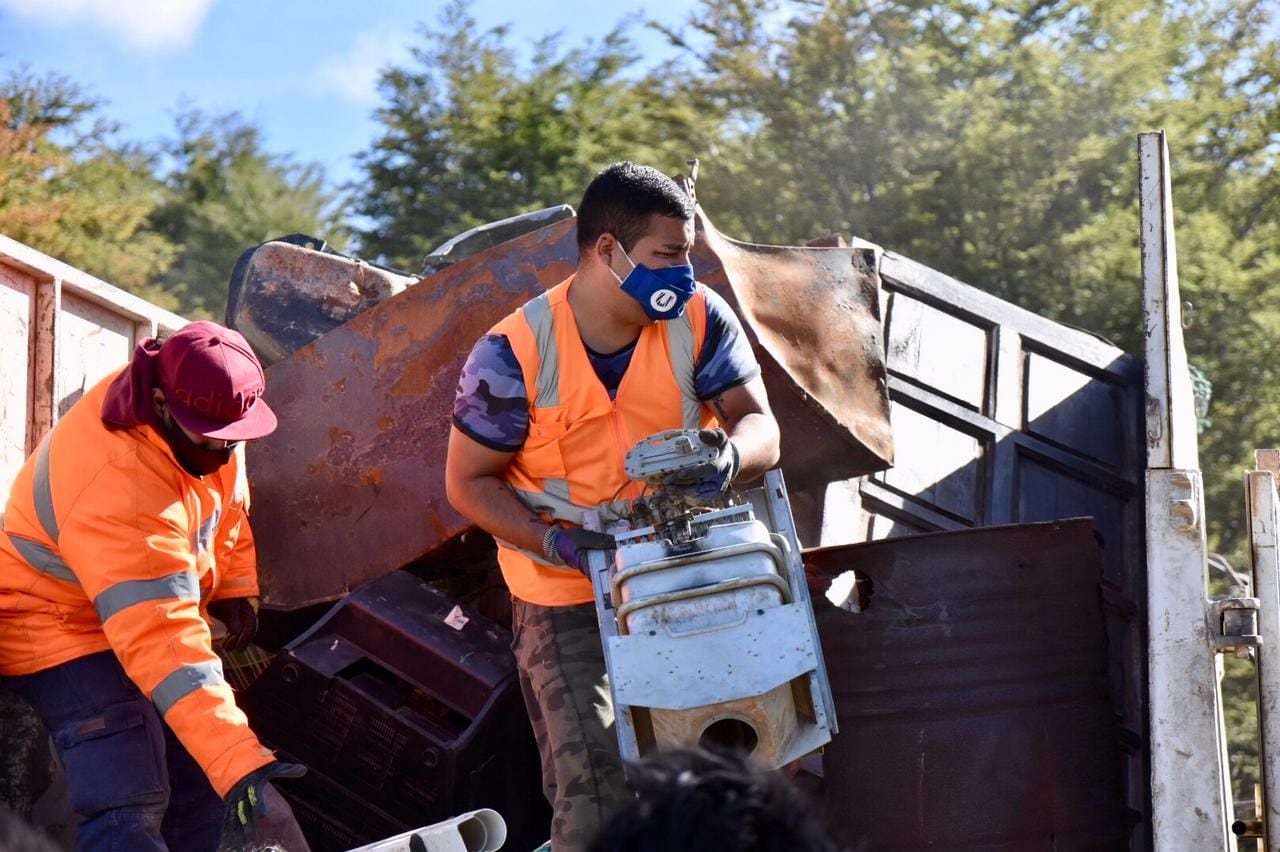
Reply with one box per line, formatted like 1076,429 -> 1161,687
589,748 -> 838,852
576,162 -> 695,254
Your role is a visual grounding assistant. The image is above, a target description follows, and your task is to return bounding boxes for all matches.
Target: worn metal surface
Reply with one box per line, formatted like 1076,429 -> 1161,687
827,241 -> 1152,849
806,518 -> 1128,851
226,238 -> 419,367
1139,131 -> 1235,852
1146,470 -> 1233,852
694,218 -> 893,479
1140,133 -> 1199,473
248,209 -> 892,609
1247,452 -> 1280,852
0,234 -> 186,494
420,203 -> 575,276
589,471 -> 834,774
227,208 -> 579,370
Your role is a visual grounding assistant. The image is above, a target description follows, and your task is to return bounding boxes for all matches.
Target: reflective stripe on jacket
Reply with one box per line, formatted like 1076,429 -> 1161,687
491,276 -> 714,606
0,368 -> 273,795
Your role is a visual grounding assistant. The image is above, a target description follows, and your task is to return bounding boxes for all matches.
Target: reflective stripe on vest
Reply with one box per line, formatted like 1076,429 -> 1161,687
666,309 -> 702,430
523,293 -> 560,407
2,434 -> 81,586
516,291 -> 703,530
508,483 -> 633,527
152,659 -> 227,717
32,435 -> 59,542
94,570 -> 201,623
5,533 -> 79,585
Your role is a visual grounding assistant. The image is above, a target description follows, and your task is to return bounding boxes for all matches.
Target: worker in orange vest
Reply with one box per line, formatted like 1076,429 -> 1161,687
446,162 -> 781,851
0,321 -> 304,851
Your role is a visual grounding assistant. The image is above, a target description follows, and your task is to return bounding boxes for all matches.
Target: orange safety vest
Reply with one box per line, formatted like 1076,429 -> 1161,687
491,276 -> 715,606
0,368 -> 274,796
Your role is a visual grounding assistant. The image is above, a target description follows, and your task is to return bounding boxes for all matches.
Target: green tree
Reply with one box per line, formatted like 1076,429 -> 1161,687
1165,0 -> 1280,559
146,109 -> 344,318
355,0 -> 713,270
0,69 -> 177,307
659,0 -> 1184,332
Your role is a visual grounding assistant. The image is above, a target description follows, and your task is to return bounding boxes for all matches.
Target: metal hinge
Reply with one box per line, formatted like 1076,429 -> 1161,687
1208,585 -> 1262,659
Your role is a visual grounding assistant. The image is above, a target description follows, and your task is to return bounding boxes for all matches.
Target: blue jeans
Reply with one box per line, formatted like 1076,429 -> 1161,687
5,652 -> 223,852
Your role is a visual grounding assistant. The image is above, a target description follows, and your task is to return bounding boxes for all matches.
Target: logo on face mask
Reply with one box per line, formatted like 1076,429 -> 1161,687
650,290 -> 678,313
609,243 -> 697,322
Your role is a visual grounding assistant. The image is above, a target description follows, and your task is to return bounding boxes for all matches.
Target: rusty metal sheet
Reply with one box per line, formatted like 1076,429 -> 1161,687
804,519 -> 1128,851
696,215 -> 892,481
226,238 -> 419,367
227,208 -> 578,369
249,210 -> 892,608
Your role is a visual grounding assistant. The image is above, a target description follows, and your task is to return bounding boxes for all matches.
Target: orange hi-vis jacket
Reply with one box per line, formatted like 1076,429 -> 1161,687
490,276 -> 716,606
0,368 -> 274,796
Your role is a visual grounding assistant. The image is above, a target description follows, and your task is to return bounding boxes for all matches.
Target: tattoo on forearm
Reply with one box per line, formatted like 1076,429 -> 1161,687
711,394 -> 730,422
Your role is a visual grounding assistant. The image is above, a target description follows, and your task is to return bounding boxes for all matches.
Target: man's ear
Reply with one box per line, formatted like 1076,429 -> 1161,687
594,232 -> 617,266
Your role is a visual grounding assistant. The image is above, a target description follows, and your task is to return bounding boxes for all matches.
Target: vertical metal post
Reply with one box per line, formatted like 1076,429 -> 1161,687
1141,130 -> 1237,851
1249,451 -> 1280,850
1140,132 -> 1198,472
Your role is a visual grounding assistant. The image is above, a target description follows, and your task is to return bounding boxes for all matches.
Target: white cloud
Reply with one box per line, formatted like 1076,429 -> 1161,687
311,29 -> 415,106
0,0 -> 214,50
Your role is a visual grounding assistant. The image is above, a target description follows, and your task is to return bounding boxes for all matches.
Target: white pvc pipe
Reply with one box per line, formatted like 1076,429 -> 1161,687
345,808 -> 508,852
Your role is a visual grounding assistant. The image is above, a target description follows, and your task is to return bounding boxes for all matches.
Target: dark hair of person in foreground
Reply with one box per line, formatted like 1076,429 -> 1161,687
589,747 -> 838,852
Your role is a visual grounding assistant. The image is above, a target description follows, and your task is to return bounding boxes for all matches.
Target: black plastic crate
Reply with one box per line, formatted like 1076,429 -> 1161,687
242,571 -> 548,851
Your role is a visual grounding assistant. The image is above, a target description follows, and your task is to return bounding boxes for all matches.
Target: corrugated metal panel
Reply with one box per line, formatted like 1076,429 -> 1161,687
807,519 -> 1128,851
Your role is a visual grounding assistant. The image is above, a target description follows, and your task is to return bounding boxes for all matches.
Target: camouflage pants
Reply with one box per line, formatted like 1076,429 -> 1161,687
511,598 -> 627,852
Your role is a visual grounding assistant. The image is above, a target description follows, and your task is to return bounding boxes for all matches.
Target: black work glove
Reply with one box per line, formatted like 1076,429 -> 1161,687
679,428 -> 741,499
222,761 -> 306,847
208,597 -> 259,653
546,526 -> 616,574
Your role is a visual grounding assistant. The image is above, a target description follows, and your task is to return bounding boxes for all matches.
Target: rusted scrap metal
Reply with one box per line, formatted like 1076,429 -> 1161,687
227,237 -> 419,367
805,519 -> 1128,850
227,207 -> 577,368
420,204 -> 575,276
248,209 -> 892,609
696,218 -> 892,485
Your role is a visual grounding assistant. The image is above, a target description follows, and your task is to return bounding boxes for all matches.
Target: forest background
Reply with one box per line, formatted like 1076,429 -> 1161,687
4,0 -> 1278,808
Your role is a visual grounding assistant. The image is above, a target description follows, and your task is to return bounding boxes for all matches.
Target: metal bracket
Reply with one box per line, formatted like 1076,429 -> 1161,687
1208,591 -> 1262,659
1167,471 -> 1201,532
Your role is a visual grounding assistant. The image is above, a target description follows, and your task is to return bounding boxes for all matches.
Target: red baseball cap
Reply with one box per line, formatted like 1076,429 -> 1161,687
156,321 -> 278,441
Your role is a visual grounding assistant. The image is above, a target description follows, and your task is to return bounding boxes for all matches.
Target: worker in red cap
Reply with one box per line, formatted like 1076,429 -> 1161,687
0,321 -> 303,851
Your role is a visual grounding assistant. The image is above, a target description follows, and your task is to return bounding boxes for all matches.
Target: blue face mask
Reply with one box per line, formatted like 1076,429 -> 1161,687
609,245 -> 697,321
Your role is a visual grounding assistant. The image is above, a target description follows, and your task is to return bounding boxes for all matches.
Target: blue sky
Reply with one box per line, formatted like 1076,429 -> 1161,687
0,0 -> 691,189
